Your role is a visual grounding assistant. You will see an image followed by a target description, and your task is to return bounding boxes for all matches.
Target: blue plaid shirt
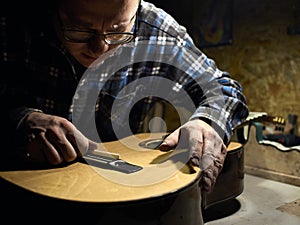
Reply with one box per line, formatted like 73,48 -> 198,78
0,1 -> 248,150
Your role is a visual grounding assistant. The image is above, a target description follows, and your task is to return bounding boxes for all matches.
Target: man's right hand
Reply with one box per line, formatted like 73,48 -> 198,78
23,112 -> 98,165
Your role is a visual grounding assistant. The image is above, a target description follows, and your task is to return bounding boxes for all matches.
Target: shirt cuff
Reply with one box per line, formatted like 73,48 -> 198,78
15,108 -> 43,131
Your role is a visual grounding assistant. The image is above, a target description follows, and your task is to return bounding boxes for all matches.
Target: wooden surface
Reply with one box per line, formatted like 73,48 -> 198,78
0,133 -> 201,203
203,141 -> 244,208
0,133 -> 242,204
244,126 -> 300,186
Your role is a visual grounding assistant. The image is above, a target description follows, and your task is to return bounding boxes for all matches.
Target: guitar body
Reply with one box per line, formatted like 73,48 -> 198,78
203,142 -> 244,209
0,133 -> 243,224
1,133 -> 203,225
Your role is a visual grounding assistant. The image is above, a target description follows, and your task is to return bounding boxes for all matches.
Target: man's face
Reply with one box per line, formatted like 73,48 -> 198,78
55,0 -> 139,67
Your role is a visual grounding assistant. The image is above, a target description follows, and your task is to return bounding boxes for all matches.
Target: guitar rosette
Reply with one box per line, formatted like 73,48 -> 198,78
72,40 -> 226,186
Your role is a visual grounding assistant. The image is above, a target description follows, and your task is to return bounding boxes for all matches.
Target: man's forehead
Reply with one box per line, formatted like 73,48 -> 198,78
59,0 -> 139,13
59,0 -> 138,22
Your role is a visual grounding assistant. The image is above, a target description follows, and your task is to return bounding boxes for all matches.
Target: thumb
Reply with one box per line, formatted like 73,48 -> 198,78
88,140 -> 99,152
71,129 -> 93,156
159,129 -> 179,151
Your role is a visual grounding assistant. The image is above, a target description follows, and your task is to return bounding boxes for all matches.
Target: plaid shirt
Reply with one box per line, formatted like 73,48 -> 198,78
0,1 -> 248,149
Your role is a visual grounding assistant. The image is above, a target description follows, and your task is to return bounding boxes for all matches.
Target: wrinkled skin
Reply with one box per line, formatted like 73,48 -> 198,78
24,112 -> 98,165
159,120 -> 227,193
24,112 -> 226,193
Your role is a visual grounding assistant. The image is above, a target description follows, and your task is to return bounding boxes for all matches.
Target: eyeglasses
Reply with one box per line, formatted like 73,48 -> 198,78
57,9 -> 138,45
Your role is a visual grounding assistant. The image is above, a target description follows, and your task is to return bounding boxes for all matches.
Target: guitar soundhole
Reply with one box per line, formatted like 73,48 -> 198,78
139,139 -> 163,149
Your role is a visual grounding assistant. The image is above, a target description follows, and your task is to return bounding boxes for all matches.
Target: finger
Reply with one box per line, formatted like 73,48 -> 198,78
185,130 -> 203,167
26,136 -> 48,163
201,166 -> 217,190
199,151 -> 215,171
39,132 -> 63,165
87,140 -> 99,152
55,121 -> 90,157
159,128 -> 180,151
46,130 -> 78,163
188,139 -> 204,167
201,173 -> 215,193
200,145 -> 227,192
206,143 -> 227,172
199,139 -> 225,170
66,129 -> 92,156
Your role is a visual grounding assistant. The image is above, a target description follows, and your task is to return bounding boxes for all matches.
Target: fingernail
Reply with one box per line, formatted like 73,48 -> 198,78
159,141 -> 171,151
191,157 -> 200,166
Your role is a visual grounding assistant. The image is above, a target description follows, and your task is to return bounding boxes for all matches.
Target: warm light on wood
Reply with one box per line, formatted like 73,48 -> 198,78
0,133 -> 240,203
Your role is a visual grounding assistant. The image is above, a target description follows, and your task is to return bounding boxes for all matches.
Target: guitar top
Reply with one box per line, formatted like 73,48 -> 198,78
0,133 -> 201,203
1,133 -> 242,204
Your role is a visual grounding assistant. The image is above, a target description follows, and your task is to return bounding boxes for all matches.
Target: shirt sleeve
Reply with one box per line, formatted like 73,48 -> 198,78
184,41 -> 249,144
139,1 -> 249,144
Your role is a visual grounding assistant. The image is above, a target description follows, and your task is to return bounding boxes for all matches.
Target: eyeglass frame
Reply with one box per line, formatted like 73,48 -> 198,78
56,4 -> 139,45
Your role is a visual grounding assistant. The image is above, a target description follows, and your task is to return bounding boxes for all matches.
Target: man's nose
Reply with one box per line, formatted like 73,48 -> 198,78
88,37 -> 110,54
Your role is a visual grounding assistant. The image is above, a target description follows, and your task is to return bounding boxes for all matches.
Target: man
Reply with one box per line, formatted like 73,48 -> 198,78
1,0 -> 248,209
